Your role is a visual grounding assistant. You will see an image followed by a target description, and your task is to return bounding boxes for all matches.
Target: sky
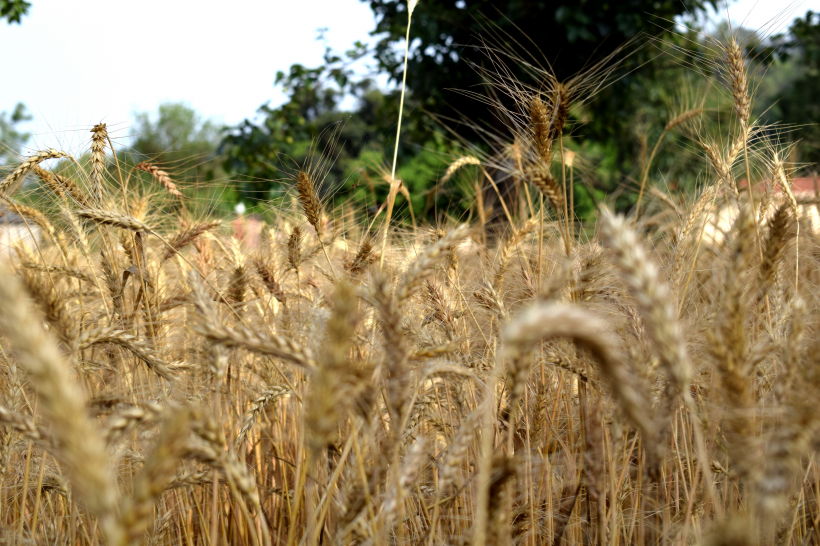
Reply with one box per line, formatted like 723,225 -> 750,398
708,0 -> 819,33
1,0 -> 819,150
0,0 -> 377,149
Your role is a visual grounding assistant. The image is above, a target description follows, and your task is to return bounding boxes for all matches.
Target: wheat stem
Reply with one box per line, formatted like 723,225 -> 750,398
380,4 -> 415,271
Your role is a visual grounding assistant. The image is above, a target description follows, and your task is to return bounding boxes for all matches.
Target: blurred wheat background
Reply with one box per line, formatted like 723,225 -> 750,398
3,1 -> 820,545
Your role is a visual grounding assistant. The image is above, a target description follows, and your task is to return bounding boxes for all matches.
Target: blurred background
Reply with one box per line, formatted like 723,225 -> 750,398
2,0 -> 820,220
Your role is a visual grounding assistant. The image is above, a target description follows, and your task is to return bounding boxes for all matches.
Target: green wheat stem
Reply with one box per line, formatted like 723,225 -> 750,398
380,1 -> 416,270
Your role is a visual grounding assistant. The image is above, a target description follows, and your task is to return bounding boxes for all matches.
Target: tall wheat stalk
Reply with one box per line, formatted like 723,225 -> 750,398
380,0 -> 420,270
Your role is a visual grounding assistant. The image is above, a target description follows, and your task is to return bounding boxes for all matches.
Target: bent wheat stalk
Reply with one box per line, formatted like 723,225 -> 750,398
0,149 -> 74,195
634,108 -> 703,224
503,303 -> 655,437
0,264 -> 123,545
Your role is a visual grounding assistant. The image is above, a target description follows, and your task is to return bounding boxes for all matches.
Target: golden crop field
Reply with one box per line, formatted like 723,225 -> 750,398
0,8 -> 815,546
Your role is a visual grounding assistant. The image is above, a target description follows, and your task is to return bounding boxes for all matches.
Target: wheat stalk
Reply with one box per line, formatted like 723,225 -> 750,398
380,0 -> 420,270
634,108 -> 703,223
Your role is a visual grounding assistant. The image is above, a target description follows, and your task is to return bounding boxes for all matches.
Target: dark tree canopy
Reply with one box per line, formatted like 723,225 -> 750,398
368,0 -> 714,82
222,0 -> 727,214
776,11 -> 820,164
364,0 -> 718,144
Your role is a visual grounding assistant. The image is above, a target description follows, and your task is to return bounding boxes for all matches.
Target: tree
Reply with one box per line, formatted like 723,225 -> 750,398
364,0 -> 719,162
768,11 -> 820,165
0,103 -> 31,165
220,47 -> 369,201
131,102 -> 221,181
1,0 -> 30,23
126,102 -> 228,211
220,43 -> 452,210
223,1 -> 723,220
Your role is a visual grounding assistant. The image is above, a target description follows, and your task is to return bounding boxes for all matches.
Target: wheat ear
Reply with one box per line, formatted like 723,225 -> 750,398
188,271 -> 316,368
527,165 -> 564,217
493,217 -> 537,290
713,203 -> 756,483
75,207 -> 150,232
163,220 -> 220,261
287,225 -> 303,272
440,156 -> 481,185
0,263 -> 122,544
22,263 -> 92,284
345,235 -> 375,277
395,223 -> 469,306
671,184 -> 718,290
599,207 -> 691,394
79,326 -> 181,381
5,198 -> 56,238
119,410 -> 192,543
702,140 -> 740,198
0,405 -> 55,449
19,268 -> 78,354
724,39 -> 751,127
253,258 -> 287,306
135,162 -> 183,199
296,170 -> 335,276
530,94 -> 554,163
755,203 -> 794,313
33,165 -> 91,208
307,280 -> 358,453
770,151 -> 800,286
89,123 -> 108,203
31,164 -> 66,199
296,171 -> 322,236
236,387 -> 290,448
103,403 -> 163,444
372,274 -> 411,429
0,149 -> 73,195
724,37 -> 765,263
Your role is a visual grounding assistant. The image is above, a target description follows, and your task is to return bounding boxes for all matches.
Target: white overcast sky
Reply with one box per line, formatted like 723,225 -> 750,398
1,0 -> 818,149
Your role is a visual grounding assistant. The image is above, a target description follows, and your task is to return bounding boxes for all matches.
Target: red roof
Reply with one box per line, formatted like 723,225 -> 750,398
738,178 -> 820,195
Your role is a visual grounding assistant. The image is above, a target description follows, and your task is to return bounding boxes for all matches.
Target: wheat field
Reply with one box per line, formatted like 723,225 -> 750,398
0,19 -> 817,546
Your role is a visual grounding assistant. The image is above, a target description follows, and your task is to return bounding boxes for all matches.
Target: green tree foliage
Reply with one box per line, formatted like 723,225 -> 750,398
220,44 -> 455,216
223,1 -> 725,222
222,46 -> 374,200
0,103 -> 31,165
364,0 -> 718,148
127,102 -> 229,212
0,0 -> 29,24
133,103 -> 218,156
130,102 -> 222,182
770,11 -> 820,165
